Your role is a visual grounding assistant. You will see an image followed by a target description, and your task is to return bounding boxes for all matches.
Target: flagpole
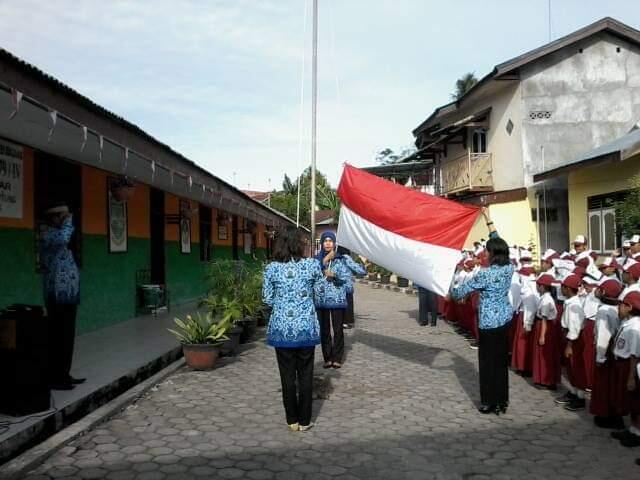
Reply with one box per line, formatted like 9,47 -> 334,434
310,0 -> 318,253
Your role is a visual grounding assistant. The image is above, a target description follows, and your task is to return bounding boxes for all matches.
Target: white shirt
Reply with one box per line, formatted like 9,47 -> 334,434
536,292 -> 558,321
561,295 -> 585,341
613,316 -> 640,359
582,291 -> 601,320
508,272 -> 522,311
594,304 -> 620,364
520,276 -> 540,331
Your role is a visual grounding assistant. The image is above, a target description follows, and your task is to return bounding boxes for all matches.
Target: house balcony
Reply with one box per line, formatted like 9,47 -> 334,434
440,151 -> 493,196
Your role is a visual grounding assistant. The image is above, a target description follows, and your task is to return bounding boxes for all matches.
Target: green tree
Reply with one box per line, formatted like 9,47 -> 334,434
615,174 -> 640,235
375,146 -> 417,165
268,167 -> 338,229
451,72 -> 478,100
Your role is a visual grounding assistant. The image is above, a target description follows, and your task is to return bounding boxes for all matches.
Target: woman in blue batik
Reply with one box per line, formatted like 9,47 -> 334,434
451,208 -> 514,415
337,246 -> 366,330
315,231 -> 351,369
263,225 -> 324,432
40,202 -> 84,391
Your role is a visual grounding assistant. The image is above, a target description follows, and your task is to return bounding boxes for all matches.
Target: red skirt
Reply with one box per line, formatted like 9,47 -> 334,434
532,319 -> 561,387
565,331 -> 588,391
508,315 -> 517,355
511,312 -> 533,372
582,320 -> 596,390
469,293 -> 479,340
455,297 -> 478,340
611,358 -> 640,415
589,360 -> 615,417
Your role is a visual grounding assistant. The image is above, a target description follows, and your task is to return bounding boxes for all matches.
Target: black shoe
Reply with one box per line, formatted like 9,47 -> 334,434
343,324 -> 353,330
564,398 -> 586,411
554,392 -> 576,405
468,341 -> 479,350
497,404 -> 508,414
620,434 -> 640,448
611,429 -> 636,441
594,416 -> 626,429
67,376 -> 86,385
50,381 -> 75,391
478,405 -> 496,414
534,383 -> 557,391
635,458 -> 640,466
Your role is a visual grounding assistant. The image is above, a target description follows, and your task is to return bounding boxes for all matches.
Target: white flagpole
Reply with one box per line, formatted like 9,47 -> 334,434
310,0 -> 318,252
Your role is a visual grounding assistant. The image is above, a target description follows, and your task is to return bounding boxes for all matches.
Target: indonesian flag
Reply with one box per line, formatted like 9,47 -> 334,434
337,164 -> 480,296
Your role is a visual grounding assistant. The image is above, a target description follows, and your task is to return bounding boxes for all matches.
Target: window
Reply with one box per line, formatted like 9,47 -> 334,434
531,208 -> 558,222
587,191 -> 628,253
471,129 -> 487,153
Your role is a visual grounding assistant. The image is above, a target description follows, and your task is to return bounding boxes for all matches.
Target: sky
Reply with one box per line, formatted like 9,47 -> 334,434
1,1 -> 640,191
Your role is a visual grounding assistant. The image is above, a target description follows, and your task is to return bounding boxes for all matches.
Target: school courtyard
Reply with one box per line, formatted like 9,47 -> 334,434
20,284 -> 638,480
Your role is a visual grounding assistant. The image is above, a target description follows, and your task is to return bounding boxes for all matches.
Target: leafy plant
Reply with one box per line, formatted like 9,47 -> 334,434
167,313 -> 231,345
200,295 -> 244,325
451,72 -> 478,100
615,174 -> 640,236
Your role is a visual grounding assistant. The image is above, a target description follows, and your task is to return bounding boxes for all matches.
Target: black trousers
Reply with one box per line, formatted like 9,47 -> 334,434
275,347 -> 314,426
318,309 -> 345,363
344,293 -> 355,326
46,302 -> 78,382
478,323 -> 510,407
418,288 -> 438,326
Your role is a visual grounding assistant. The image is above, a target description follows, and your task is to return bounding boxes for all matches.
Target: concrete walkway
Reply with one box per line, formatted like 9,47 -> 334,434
23,285 -> 639,479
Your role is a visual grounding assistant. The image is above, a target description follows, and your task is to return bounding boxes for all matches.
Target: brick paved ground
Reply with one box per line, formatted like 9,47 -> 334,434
24,285 -> 639,479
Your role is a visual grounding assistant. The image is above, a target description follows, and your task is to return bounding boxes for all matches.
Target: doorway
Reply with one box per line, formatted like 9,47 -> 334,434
34,153 -> 82,270
149,188 -> 166,284
232,215 -> 239,260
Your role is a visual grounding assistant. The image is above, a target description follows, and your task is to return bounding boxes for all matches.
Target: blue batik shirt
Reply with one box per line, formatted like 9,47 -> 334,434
342,255 -> 367,294
41,217 -> 80,305
314,257 -> 351,309
451,233 -> 514,330
262,258 -> 323,348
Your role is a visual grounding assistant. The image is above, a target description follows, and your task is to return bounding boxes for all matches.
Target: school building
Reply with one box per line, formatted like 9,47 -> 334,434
0,47 -> 299,335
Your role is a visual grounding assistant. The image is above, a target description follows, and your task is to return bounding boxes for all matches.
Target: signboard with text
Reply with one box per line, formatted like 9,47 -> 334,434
0,140 -> 23,219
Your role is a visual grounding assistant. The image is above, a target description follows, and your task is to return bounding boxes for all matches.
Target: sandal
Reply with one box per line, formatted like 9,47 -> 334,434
332,362 -> 342,369
323,362 -> 332,369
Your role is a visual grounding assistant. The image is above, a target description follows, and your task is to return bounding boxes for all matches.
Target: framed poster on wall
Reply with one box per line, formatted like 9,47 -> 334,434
108,177 -> 128,253
180,200 -> 191,254
218,224 -> 228,240
244,233 -> 252,255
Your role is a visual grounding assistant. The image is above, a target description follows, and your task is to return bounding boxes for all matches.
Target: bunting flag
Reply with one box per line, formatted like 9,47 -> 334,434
151,160 -> 156,182
80,126 -> 88,152
188,176 -> 193,189
8,89 -> 23,120
336,164 -> 480,296
202,183 -> 206,198
170,170 -> 175,185
123,148 -> 129,172
47,110 -> 58,141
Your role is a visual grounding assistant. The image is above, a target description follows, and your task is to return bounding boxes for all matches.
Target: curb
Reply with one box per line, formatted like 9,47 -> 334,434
0,358 -> 186,480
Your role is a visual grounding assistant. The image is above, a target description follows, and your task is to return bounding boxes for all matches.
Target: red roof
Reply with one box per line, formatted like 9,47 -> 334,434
242,190 -> 270,202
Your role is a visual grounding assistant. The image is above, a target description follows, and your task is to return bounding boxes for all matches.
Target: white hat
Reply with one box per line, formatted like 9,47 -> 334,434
623,258 -> 639,272
519,249 -> 533,260
630,234 -> 640,244
573,234 -> 587,245
541,248 -> 558,261
623,240 -> 632,248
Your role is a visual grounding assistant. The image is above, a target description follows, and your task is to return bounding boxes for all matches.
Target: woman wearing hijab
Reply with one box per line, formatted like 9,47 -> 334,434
315,231 -> 351,368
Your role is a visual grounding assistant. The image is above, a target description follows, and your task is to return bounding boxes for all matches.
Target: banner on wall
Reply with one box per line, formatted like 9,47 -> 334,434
0,140 -> 23,219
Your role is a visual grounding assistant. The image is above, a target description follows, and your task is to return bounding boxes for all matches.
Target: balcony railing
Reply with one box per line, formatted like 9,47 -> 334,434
440,152 -> 493,195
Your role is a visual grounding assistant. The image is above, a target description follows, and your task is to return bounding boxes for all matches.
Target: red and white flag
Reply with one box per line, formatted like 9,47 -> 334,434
337,164 -> 480,295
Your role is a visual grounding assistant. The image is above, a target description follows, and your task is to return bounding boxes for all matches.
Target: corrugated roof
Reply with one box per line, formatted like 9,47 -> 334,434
534,128 -> 640,181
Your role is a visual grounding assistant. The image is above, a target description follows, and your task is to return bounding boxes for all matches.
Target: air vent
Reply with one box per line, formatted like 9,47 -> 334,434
506,119 -> 514,135
529,111 -> 552,120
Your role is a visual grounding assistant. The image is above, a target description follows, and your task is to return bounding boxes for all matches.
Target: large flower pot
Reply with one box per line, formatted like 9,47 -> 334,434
380,274 -> 391,285
397,277 -> 409,288
183,344 -> 220,370
220,325 -> 243,356
368,273 -> 378,281
240,318 -> 258,344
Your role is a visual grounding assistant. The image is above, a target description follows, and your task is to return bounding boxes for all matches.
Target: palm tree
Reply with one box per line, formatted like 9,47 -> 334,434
451,72 -> 478,100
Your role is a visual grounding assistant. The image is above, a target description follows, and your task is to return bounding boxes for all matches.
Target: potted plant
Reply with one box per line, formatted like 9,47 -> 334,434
110,176 -> 136,202
167,313 -> 230,370
397,276 -> 409,288
201,294 -> 244,356
366,263 -> 379,281
379,267 -> 392,285
237,265 -> 263,343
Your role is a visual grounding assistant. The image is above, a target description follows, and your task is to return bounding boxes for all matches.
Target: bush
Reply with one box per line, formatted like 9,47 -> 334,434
615,174 -> 640,236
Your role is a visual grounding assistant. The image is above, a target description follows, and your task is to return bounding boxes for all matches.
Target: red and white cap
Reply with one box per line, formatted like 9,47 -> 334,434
582,275 -> 600,286
630,234 -> 640,245
559,251 -> 574,260
541,249 -> 559,262
518,266 -> 536,277
625,262 -> 640,280
536,273 -> 556,287
575,251 -> 592,268
573,234 -> 587,246
599,278 -> 624,300
599,257 -> 620,270
519,248 -> 533,261
620,290 -> 640,311
572,266 -> 587,278
623,240 -> 632,248
562,274 -> 582,290
623,258 -> 639,272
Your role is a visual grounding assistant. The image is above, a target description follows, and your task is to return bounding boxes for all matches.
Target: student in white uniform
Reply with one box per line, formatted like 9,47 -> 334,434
609,290 -> 640,448
556,273 -> 588,411
590,278 -> 624,429
581,275 -> 602,391
629,235 -> 640,261
622,260 -> 640,294
532,273 -> 560,389
599,257 -> 621,281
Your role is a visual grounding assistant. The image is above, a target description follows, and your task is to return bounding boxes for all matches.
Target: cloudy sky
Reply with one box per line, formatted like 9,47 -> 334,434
1,1 -> 639,190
